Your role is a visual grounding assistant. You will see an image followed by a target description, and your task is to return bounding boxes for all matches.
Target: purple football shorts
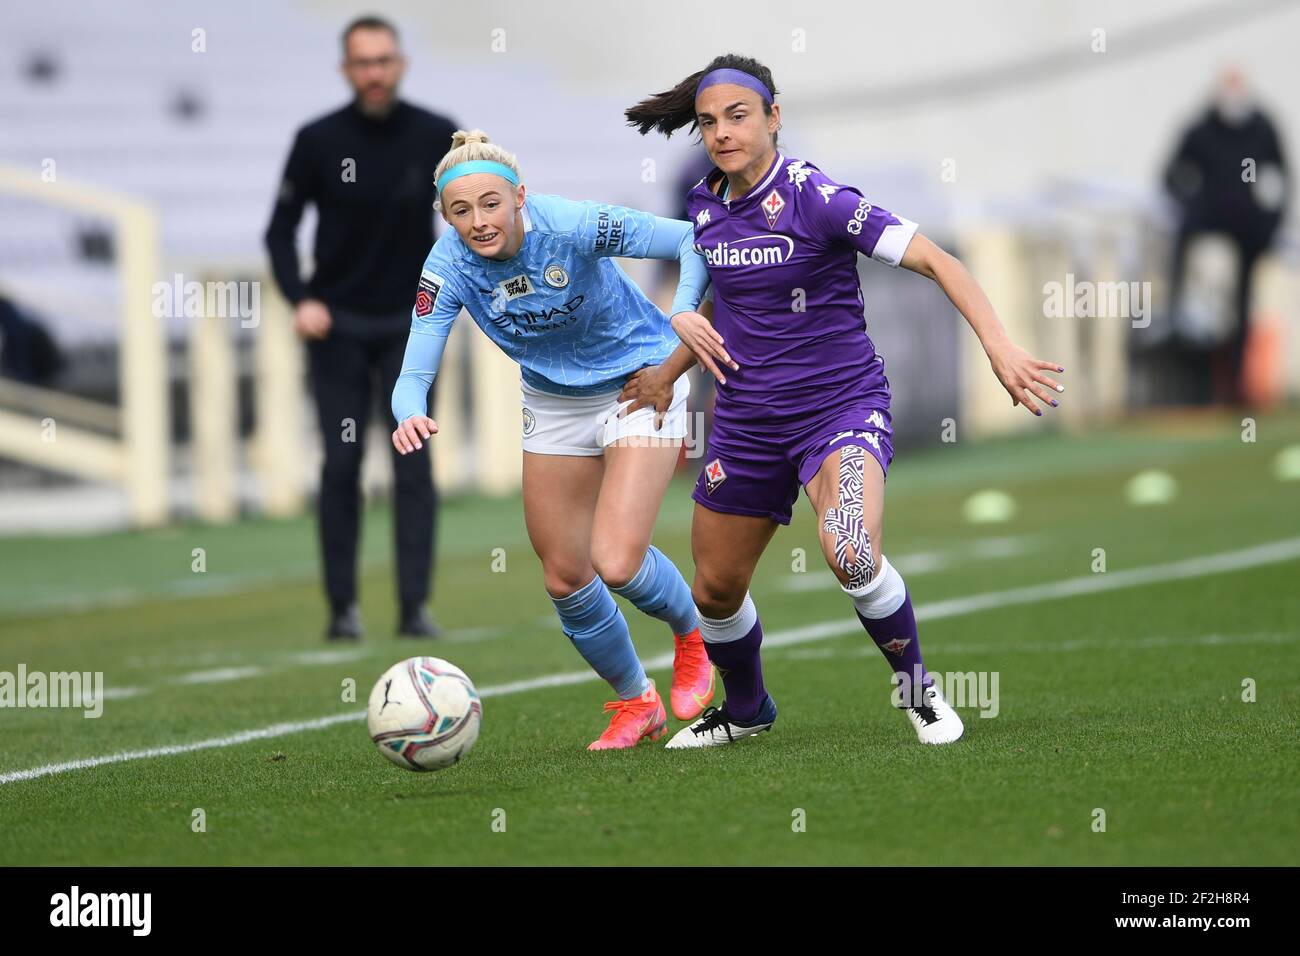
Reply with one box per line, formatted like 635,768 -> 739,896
692,398 -> 894,525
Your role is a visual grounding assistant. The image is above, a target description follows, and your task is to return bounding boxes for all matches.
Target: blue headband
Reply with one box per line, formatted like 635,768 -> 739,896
695,68 -> 773,104
436,160 -> 520,194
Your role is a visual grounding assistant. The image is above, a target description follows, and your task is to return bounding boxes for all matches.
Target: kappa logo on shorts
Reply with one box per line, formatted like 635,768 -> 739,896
828,429 -> 881,451
414,271 -> 443,317
865,409 -> 888,431
704,458 -> 727,494
881,638 -> 912,656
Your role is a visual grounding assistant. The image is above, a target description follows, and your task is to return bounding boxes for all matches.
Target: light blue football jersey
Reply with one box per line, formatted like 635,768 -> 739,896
394,193 -> 704,421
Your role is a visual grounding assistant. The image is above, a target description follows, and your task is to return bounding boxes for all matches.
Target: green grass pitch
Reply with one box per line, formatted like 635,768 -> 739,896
1,409 -> 1297,865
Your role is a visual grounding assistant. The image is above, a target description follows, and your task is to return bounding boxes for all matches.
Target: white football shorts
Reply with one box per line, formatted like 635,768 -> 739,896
520,374 -> 690,456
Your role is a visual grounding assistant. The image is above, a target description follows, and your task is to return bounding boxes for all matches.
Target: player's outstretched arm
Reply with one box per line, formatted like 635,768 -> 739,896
668,307 -> 737,383
643,216 -> 711,321
578,203 -> 712,321
618,339 -> 697,430
900,233 -> 1066,417
619,307 -> 739,428
390,329 -> 447,454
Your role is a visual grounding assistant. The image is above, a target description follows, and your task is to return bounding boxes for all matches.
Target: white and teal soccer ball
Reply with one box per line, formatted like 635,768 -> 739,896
367,657 -> 482,771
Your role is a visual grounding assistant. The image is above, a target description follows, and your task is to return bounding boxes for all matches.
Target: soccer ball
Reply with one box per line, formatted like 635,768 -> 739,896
367,657 -> 482,771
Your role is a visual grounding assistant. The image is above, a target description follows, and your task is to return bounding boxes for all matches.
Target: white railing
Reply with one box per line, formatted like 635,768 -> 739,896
0,164 -> 168,527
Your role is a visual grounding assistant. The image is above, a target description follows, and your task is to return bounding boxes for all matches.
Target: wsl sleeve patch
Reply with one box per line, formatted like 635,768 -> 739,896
415,271 -> 443,317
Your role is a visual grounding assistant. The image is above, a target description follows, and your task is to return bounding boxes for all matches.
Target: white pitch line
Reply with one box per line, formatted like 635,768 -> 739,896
912,536 -> 1300,623
0,713 -> 365,785
774,631 -> 1297,661
782,535 -> 1039,592
100,686 -> 150,700
3,535 -> 1299,787
287,649 -> 370,666
175,666 -> 265,685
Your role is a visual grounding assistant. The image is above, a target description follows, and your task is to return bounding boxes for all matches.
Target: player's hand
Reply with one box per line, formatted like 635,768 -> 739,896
671,310 -> 738,385
618,366 -> 673,430
293,298 -> 332,340
988,342 -> 1065,417
392,415 -> 439,453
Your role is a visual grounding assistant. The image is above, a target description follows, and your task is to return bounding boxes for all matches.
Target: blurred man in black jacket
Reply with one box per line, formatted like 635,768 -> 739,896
1164,66 -> 1290,405
265,16 -> 457,639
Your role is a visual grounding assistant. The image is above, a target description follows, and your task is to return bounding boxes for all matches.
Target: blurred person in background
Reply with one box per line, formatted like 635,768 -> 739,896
1164,65 -> 1289,406
264,15 -> 458,640
0,293 -> 64,387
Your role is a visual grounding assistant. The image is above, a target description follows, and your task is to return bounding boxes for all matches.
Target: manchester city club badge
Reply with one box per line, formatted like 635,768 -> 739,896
543,263 -> 569,288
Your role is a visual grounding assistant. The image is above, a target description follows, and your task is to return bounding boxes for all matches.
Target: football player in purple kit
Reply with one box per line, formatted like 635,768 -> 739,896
622,54 -> 1066,747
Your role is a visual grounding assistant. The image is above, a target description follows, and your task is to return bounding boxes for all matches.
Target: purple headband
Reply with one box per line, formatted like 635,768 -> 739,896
695,68 -> 772,104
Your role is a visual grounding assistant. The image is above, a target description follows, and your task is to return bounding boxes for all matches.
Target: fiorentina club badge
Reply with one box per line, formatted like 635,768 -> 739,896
881,637 -> 912,656
704,458 -> 727,494
761,189 -> 785,229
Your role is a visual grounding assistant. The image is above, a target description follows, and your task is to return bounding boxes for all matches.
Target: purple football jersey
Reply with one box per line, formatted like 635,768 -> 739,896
686,152 -> 917,427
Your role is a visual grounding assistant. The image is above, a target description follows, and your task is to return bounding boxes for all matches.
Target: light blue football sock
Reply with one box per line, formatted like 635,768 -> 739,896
608,545 -> 699,637
552,576 -> 648,700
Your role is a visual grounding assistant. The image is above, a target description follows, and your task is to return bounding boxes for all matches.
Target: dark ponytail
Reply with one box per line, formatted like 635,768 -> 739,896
626,53 -> 779,140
